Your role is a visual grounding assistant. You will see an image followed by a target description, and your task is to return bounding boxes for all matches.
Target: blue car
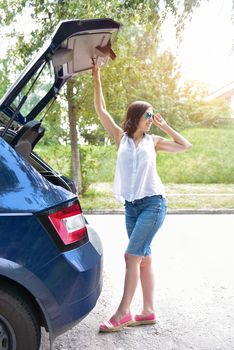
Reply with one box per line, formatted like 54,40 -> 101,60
0,18 -> 120,350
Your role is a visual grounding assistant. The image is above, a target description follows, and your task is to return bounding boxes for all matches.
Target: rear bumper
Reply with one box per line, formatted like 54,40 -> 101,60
0,213 -> 103,343
46,274 -> 103,343
38,226 -> 103,342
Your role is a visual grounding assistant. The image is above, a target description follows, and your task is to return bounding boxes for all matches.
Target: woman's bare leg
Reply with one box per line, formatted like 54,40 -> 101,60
114,253 -> 142,319
139,255 -> 155,314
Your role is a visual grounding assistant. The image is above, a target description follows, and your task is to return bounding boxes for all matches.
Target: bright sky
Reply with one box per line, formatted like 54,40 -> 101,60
161,0 -> 234,92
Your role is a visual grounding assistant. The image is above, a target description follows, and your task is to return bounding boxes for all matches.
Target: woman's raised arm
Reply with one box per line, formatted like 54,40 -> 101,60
93,65 -> 123,146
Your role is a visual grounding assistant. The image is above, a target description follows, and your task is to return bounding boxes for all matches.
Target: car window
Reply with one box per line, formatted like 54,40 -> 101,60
10,61 -> 55,118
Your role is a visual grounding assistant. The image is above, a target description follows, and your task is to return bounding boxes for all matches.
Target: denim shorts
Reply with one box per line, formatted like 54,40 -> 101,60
124,195 -> 167,256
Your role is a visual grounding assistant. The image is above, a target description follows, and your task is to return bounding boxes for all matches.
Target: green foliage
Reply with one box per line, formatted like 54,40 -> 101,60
179,80 -> 232,127
157,127 -> 234,183
35,127 -> 234,186
35,142 -> 116,193
34,143 -> 72,177
82,127 -> 234,184
79,145 -> 100,193
1,0 -> 221,192
0,0 -> 203,132
0,58 -> 10,99
79,145 -> 117,192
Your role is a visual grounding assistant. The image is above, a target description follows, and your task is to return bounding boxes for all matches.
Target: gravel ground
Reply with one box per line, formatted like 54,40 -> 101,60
40,214 -> 234,350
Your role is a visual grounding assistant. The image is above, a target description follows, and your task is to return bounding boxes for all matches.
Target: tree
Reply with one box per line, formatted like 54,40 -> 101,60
0,58 -> 11,99
0,0 -> 203,193
179,80 -> 232,127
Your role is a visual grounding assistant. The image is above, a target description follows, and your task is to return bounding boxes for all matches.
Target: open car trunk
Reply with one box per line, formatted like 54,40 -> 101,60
0,18 -> 120,192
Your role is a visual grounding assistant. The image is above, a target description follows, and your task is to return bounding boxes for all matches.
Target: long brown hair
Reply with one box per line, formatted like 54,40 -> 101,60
122,101 -> 152,138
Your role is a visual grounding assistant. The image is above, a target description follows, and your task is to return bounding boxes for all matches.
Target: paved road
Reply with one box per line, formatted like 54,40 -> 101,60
41,214 -> 234,350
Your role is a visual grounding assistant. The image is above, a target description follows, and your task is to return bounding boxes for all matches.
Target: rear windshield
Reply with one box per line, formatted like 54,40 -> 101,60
10,61 -> 55,118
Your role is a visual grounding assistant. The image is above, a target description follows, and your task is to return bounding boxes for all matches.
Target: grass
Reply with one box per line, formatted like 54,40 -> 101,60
156,128 -> 234,183
80,183 -> 234,211
34,127 -> 234,211
35,127 -> 234,184
79,127 -> 234,211
89,127 -> 234,184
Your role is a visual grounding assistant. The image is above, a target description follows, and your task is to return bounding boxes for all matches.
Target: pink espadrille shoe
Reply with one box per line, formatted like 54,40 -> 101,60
99,312 -> 134,332
130,313 -> 156,326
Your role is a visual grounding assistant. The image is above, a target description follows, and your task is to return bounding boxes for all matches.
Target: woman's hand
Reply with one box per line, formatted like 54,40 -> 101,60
153,113 -> 167,129
153,113 -> 192,152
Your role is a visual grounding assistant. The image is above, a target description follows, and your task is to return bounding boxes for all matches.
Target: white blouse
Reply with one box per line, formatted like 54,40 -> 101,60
113,133 -> 166,203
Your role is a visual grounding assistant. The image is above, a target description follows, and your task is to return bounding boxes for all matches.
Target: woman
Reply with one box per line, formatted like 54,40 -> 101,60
93,64 -> 192,332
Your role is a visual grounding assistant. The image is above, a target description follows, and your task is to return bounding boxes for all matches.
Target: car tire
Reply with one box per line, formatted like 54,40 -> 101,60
0,285 -> 41,350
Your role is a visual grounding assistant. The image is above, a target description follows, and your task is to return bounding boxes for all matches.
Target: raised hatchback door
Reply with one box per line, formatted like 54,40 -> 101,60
0,18 -> 120,126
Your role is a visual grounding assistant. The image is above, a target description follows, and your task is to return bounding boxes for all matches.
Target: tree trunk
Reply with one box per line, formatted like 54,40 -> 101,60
66,79 -> 83,194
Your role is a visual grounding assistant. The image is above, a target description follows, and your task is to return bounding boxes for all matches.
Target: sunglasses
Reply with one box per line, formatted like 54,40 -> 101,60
145,112 -> 154,120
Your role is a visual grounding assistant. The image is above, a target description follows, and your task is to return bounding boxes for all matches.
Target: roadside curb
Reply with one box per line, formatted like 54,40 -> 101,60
85,208 -> 234,215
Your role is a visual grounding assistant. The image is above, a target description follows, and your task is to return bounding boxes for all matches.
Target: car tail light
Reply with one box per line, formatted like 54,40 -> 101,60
48,203 -> 87,245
